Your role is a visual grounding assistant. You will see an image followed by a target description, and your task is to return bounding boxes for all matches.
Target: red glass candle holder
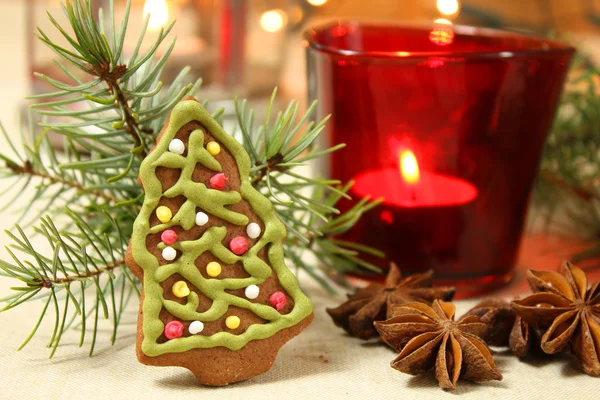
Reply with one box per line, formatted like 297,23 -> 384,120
306,22 -> 574,297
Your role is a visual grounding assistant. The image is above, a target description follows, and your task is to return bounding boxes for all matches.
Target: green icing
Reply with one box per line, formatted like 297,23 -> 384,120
131,99 -> 313,356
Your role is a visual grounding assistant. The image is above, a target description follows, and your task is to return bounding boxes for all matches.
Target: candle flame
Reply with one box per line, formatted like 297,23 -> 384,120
143,0 -> 169,31
399,150 -> 420,185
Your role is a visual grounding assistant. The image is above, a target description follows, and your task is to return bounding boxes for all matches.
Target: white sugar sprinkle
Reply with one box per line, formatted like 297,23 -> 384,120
246,222 -> 261,239
245,284 -> 260,300
189,320 -> 204,335
195,212 -> 209,226
168,139 -> 185,155
162,246 -> 177,261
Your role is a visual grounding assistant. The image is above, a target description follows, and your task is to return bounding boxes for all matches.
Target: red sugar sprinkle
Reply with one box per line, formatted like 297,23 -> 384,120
164,321 -> 184,340
229,236 -> 248,255
209,173 -> 227,190
269,291 -> 287,311
160,229 -> 178,245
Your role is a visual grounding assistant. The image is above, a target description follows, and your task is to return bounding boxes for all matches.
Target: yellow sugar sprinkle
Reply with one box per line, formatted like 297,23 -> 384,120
156,206 -> 172,223
206,141 -> 221,156
206,261 -> 222,277
225,316 -> 240,329
172,281 -> 190,298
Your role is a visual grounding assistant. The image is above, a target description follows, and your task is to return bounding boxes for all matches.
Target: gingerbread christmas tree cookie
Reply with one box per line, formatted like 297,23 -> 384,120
125,98 -> 313,386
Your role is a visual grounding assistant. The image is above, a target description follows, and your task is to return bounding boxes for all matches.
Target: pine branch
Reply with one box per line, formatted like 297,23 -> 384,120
26,259 -> 126,289
0,0 -> 381,356
32,0 -> 196,183
539,171 -> 599,203
0,210 -> 137,357
6,159 -> 119,205
236,90 -> 384,291
0,0 -> 195,355
534,49 -> 600,256
90,63 -> 147,157
250,153 -> 286,187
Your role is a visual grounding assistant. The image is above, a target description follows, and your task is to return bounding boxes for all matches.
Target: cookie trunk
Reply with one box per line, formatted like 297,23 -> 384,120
135,293 -> 313,386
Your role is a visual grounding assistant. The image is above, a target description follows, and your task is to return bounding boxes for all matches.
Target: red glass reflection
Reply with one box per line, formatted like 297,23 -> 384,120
429,18 -> 455,46
306,22 -> 574,296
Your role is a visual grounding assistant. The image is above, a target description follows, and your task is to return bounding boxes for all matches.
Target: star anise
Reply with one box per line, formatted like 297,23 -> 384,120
464,297 -> 543,357
463,297 -> 515,347
326,263 -> 455,339
511,261 -> 600,376
508,314 -> 543,357
374,300 -> 502,390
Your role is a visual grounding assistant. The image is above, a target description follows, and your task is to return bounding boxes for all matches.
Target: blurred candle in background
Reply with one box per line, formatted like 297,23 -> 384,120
217,0 -> 247,93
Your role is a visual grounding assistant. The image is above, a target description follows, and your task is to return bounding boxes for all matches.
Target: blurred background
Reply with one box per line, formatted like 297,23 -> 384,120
17,0 -> 600,106
5,1 -> 598,240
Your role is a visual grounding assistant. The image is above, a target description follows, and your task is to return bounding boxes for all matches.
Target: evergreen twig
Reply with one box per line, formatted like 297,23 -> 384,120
0,0 -> 381,356
533,50 -> 600,250
6,159 -> 119,205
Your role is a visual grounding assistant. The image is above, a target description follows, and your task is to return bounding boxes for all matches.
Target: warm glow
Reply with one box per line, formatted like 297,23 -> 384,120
437,0 -> 460,16
260,10 -> 286,33
308,0 -> 328,6
289,5 -> 304,24
433,18 -> 452,26
430,18 -> 454,46
399,150 -> 420,185
143,0 -> 169,30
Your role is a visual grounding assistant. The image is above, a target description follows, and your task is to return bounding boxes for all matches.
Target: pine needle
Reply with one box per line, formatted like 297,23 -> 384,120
0,0 -> 381,357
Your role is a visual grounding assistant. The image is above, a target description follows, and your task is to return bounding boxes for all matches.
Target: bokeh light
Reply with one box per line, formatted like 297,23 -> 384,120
437,0 -> 460,16
143,0 -> 169,30
260,9 -> 287,33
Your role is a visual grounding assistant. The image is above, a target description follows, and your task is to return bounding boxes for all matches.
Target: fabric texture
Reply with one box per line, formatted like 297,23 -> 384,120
1,263 -> 598,400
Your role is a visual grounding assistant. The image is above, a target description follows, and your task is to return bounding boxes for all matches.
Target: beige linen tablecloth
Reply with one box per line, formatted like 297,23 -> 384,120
1,231 -> 598,400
